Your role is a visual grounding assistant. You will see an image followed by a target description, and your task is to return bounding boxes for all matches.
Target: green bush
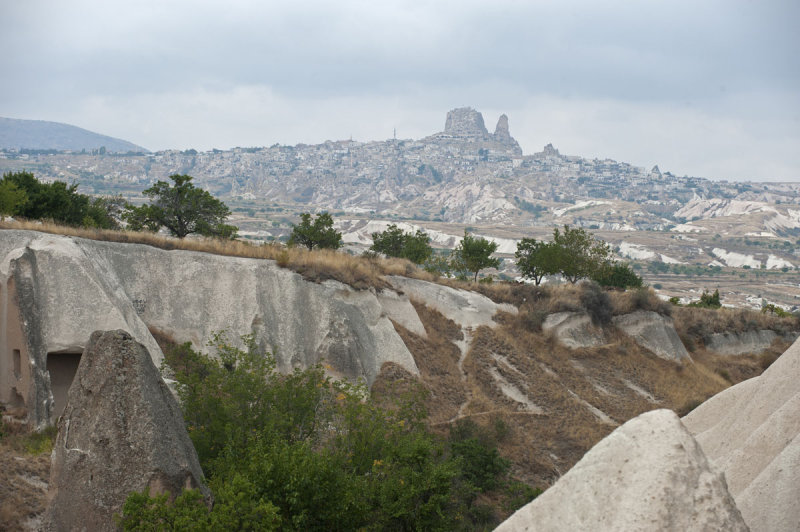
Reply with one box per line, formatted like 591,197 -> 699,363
448,419 -> 510,493
287,212 -> 342,250
452,230 -> 500,282
592,262 -> 642,289
1,171 -> 123,229
121,335 -> 532,530
688,289 -> 721,309
370,224 -> 433,264
581,282 -> 612,326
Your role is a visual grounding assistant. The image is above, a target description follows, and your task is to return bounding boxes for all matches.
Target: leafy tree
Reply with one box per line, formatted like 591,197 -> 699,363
550,225 -> 611,283
1,170 -> 121,228
515,238 -> 560,285
422,252 -> 454,278
124,174 -> 236,238
288,212 -> 342,250
452,230 -> 500,282
370,224 -> 406,257
82,195 -> 128,229
0,180 -> 27,220
370,224 -> 433,264
592,262 -> 643,289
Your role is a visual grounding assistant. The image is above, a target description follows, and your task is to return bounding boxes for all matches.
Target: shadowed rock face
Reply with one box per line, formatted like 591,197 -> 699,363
496,409 -> 748,532
684,337 -> 800,532
43,330 -> 210,532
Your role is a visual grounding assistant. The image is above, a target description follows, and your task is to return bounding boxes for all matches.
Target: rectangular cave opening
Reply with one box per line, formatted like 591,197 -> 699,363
47,351 -> 82,420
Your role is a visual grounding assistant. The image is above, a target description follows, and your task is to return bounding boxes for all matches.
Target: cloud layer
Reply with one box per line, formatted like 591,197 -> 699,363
2,0 -> 798,181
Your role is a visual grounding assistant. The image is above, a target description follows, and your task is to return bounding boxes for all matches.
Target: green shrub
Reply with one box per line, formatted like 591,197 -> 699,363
592,262 -> 643,289
580,282 -> 612,326
288,212 -> 342,250
449,419 -> 510,493
370,224 -> 433,264
122,335 -> 532,530
688,289 -> 721,309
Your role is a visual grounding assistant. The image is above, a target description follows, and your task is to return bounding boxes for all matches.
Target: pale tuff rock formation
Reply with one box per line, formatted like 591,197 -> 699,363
540,143 -> 560,158
612,310 -> 691,361
704,329 -> 797,356
495,409 -> 748,532
386,275 -> 516,329
43,330 -> 210,532
0,233 -> 164,428
492,113 -> 522,154
436,107 -> 522,155
0,230 -> 419,428
444,107 -> 489,139
493,114 -> 511,141
543,310 -> 690,361
683,337 -> 800,532
541,312 -> 604,349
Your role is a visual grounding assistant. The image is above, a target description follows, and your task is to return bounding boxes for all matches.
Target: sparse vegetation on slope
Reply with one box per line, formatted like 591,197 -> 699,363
380,290 -> 795,489
0,416 -> 55,530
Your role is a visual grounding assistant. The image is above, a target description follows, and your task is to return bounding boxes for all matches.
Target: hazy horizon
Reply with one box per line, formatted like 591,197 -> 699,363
2,0 -> 798,182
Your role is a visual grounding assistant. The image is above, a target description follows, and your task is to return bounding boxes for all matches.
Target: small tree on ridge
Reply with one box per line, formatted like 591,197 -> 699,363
124,174 -> 236,238
288,212 -> 342,250
452,230 -> 500,282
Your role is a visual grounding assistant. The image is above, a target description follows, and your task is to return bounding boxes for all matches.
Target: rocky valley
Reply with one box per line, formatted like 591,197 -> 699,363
1,228 -> 798,529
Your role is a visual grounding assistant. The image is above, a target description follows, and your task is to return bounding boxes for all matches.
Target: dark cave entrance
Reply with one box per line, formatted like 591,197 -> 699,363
47,352 -> 82,420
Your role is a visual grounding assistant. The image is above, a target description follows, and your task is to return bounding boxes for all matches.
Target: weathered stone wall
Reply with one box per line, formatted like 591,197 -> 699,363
0,230 -> 420,427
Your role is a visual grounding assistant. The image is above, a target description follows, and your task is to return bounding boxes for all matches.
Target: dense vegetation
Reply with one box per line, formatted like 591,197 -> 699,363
0,171 -> 238,240
370,224 -> 433,265
0,171 -> 124,228
516,226 -> 641,288
120,336 -> 535,530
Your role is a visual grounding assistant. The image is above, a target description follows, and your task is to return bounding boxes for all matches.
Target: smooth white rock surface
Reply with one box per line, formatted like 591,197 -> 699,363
495,409 -> 747,532
684,337 -> 800,532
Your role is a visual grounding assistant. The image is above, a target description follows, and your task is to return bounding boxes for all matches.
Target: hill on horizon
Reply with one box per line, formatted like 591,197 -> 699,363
0,117 -> 148,153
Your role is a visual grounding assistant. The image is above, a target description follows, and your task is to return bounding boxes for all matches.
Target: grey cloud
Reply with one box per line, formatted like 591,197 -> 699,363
0,0 -> 797,180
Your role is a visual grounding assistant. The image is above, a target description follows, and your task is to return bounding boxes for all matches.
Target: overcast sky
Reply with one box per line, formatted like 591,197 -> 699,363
2,0 -> 798,181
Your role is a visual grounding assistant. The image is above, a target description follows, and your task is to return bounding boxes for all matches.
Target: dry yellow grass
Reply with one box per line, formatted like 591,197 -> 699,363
0,219 -> 435,290
0,422 -> 53,530
378,289 -> 789,489
672,305 -> 798,342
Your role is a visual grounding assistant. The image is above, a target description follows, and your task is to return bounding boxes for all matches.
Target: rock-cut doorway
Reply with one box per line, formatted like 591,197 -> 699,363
47,351 -> 82,421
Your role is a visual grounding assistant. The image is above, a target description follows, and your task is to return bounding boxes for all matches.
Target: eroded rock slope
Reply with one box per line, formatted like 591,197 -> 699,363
495,409 -> 747,532
683,337 -> 800,532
